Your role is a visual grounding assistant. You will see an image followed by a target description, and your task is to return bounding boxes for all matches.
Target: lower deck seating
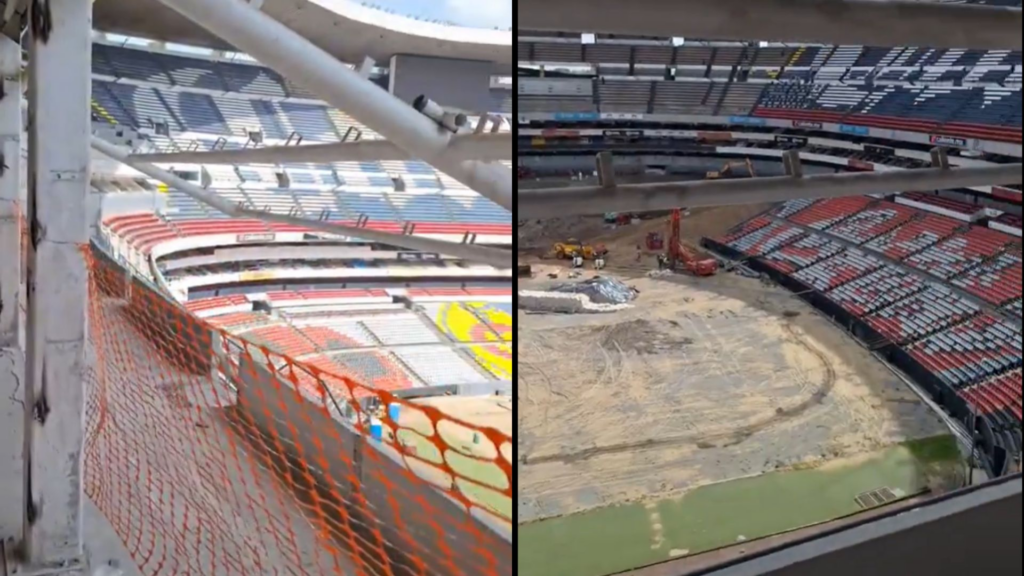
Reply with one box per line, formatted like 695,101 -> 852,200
909,315 -> 1022,388
864,285 -> 980,345
863,214 -> 964,261
950,251 -> 1022,306
725,221 -> 805,256
394,346 -> 487,385
904,228 -> 1013,279
961,371 -> 1022,425
793,249 -> 884,291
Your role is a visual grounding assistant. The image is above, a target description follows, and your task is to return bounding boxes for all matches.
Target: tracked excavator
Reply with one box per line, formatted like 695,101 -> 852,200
706,158 -> 756,180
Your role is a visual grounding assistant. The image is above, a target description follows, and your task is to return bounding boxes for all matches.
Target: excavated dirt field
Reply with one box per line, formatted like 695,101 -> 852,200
517,266 -> 950,523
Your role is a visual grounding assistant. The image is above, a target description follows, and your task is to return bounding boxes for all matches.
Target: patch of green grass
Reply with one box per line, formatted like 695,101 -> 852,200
518,436 -> 961,576
901,434 -> 961,464
396,428 -> 511,519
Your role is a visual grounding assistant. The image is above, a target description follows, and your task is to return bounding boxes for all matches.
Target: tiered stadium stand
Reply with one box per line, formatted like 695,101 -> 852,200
183,294 -> 250,314
720,216 -> 773,244
898,192 -> 981,221
961,371 -> 1022,425
788,196 -> 877,230
361,316 -> 440,345
825,267 -> 928,317
1004,299 -> 1022,318
206,311 -> 272,330
91,44 -> 511,230
863,214 -> 964,261
246,324 -> 319,358
394,346 -> 486,385
903,227 -> 1014,280
316,352 -> 418,395
825,202 -> 918,245
950,251 -> 1023,306
467,302 -> 513,341
761,235 -> 845,273
725,220 -> 805,256
793,249 -> 884,291
709,189 -> 1022,466
864,286 -> 981,345
772,198 -> 817,219
909,315 -> 1022,387
518,36 -> 1023,141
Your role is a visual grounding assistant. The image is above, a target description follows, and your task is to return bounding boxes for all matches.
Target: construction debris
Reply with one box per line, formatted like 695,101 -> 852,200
551,277 -> 639,305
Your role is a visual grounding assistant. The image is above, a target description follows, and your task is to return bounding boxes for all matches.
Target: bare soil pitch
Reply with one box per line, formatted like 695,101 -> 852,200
517,269 -> 949,523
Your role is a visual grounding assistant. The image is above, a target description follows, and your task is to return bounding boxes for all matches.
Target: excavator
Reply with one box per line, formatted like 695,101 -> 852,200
706,158 -> 756,180
665,208 -> 718,276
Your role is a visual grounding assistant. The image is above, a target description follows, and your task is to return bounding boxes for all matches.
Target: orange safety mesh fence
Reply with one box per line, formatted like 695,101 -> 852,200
82,249 -> 513,576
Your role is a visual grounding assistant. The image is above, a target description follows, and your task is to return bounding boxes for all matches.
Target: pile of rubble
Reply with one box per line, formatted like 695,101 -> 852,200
551,277 -> 639,305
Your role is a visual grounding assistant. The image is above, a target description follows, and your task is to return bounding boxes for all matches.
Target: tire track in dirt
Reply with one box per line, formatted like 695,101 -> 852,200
521,322 -> 836,466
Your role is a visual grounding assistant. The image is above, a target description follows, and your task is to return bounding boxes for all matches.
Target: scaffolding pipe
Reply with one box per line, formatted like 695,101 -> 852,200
152,0 -> 513,211
93,138 -> 512,269
132,132 -> 511,164
518,0 -> 1023,50
518,164 -> 1024,219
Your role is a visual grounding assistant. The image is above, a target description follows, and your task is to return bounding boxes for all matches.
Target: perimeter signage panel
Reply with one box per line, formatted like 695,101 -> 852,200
237,233 -> 276,243
930,134 -> 969,148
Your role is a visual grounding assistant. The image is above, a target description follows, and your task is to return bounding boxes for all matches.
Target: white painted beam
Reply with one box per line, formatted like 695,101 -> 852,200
518,0 -> 1023,51
153,0 -> 513,211
130,132 -> 511,164
518,164 -> 1024,219
0,34 -> 25,543
22,0 -> 92,569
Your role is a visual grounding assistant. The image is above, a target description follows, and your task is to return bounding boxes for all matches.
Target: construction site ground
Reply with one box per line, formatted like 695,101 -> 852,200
395,395 -> 513,521
516,211 -> 962,576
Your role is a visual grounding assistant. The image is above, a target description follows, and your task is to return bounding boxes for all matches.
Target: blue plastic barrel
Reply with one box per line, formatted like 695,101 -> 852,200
388,403 -> 401,424
369,417 -> 383,441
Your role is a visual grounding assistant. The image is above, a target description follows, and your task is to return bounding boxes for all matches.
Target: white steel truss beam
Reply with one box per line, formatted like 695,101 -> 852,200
93,138 -> 512,269
152,0 -> 513,211
0,34 -> 25,545
22,0 -> 92,570
517,0 -> 1023,51
518,164 -> 1024,219
131,132 -> 511,164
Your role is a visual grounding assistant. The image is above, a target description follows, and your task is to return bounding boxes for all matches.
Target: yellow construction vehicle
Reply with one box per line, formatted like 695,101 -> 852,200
550,239 -> 609,260
706,158 -> 756,179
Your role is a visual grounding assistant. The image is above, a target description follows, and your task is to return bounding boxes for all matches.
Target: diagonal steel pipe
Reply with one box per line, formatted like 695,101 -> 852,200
93,138 -> 512,269
518,0 -> 1023,51
518,164 -> 1024,219
152,0 -> 512,210
132,132 -> 511,164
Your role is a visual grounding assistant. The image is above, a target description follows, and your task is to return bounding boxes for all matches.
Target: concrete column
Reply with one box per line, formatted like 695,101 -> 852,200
0,34 -> 25,543
22,0 -> 92,570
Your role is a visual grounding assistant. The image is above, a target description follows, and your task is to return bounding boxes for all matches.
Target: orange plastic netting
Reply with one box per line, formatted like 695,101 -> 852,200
81,250 -> 513,576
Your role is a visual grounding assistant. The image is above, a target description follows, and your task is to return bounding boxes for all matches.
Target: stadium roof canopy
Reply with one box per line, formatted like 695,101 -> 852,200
1,0 -> 512,73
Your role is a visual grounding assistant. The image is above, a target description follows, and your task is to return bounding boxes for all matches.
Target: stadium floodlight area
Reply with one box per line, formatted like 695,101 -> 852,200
518,0 -> 1023,50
